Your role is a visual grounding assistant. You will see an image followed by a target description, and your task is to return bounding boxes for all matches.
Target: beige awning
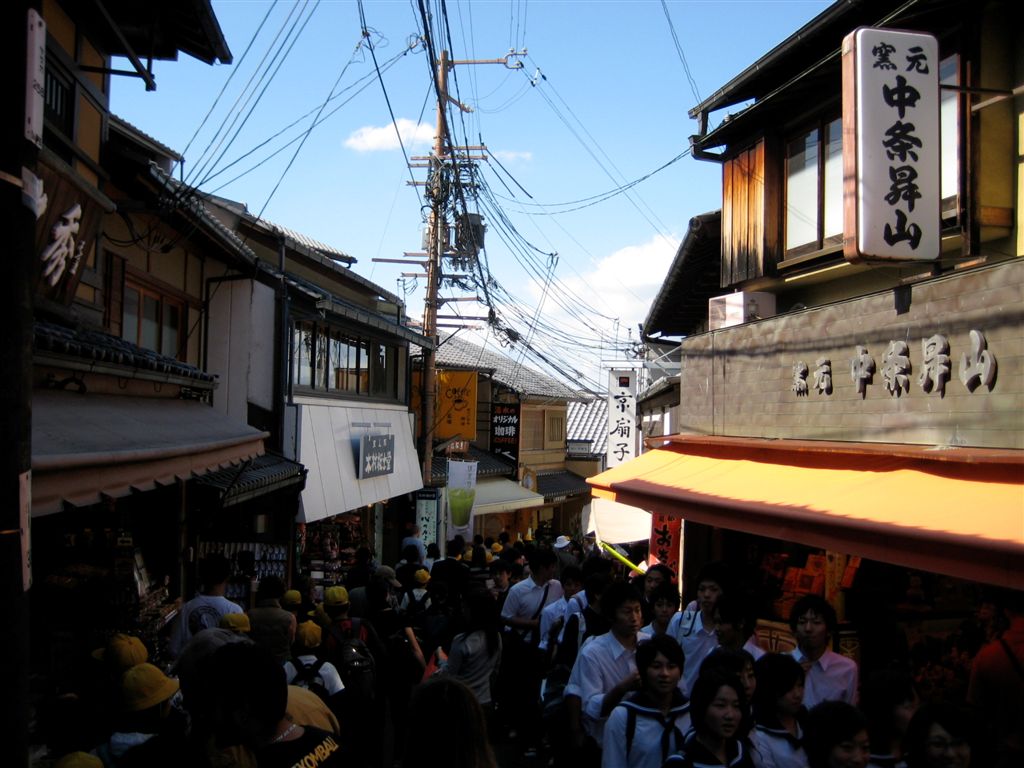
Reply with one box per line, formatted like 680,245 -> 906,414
472,478 -> 546,515
32,389 -> 268,515
297,401 -> 423,523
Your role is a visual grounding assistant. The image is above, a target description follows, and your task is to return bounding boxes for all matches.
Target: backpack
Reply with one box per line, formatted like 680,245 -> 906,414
328,619 -> 376,702
292,657 -> 331,703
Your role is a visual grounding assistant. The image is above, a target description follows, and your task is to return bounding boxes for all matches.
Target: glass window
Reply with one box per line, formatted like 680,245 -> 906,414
823,118 -> 844,241
161,302 -> 180,359
355,338 -> 369,394
786,118 -> 844,254
786,129 -> 819,250
123,286 -> 139,344
330,332 -> 358,393
141,294 -> 160,352
294,323 -> 401,401
315,327 -> 329,389
122,281 -> 185,360
939,55 -> 960,210
292,322 -> 313,387
370,341 -> 396,398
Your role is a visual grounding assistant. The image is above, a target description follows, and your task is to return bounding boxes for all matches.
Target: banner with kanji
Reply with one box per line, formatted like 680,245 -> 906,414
649,512 -> 681,578
607,370 -> 638,468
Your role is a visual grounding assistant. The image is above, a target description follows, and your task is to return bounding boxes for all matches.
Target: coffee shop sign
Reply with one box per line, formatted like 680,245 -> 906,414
791,329 -> 996,398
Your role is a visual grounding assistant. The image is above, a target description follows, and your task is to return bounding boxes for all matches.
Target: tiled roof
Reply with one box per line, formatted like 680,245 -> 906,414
567,398 -> 608,456
637,374 -> 679,404
110,115 -> 182,161
34,321 -> 215,384
430,445 -> 516,484
434,335 -> 589,401
148,166 -> 257,263
262,218 -> 355,266
194,453 -> 307,507
536,470 -> 591,501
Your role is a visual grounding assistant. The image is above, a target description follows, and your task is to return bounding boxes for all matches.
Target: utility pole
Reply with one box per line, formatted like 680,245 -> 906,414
410,49 -> 524,486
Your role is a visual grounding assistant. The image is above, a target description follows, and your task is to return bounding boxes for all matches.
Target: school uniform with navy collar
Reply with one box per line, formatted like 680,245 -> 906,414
665,732 -> 756,768
748,718 -> 808,768
601,689 -> 691,768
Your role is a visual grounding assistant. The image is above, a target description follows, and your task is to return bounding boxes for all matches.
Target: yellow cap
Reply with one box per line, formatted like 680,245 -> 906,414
121,663 -> 180,712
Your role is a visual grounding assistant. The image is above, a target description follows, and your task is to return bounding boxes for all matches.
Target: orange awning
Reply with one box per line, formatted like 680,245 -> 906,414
587,436 -> 1024,589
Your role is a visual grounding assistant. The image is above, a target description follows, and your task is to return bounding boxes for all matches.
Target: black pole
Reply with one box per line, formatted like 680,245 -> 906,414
1,2 -> 38,765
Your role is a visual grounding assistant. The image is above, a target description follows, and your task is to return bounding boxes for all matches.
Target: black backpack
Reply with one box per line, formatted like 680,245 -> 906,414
328,619 -> 376,702
292,657 -> 331,703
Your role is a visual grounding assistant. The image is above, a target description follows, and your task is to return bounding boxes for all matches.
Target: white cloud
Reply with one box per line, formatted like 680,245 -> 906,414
553,233 -> 678,332
344,118 -> 433,152
491,149 -> 533,163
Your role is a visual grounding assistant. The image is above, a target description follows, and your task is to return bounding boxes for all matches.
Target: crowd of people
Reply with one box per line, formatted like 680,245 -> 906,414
37,528 -> 1023,768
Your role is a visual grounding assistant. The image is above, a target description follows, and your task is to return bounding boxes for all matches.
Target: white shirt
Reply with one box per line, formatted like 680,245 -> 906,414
750,722 -> 808,768
790,647 -> 858,707
603,696 -> 692,768
744,637 -> 767,660
668,607 -> 718,695
283,654 -> 345,697
566,631 -> 646,743
501,576 -> 563,638
558,592 -> 588,646
539,596 -> 568,651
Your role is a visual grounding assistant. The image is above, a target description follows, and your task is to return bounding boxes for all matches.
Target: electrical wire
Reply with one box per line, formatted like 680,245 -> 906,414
359,0 -> 419,189
253,31 -> 368,222
660,0 -> 702,105
185,1 -> 314,190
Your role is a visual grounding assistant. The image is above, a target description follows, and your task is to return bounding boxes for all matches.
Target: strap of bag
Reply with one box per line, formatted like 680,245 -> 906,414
999,637 -> 1024,679
296,657 -> 325,684
531,583 -> 551,620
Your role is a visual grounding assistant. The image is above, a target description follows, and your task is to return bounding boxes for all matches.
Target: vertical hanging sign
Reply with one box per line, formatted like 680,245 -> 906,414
491,403 -> 520,461
606,370 -> 638,469
843,27 -> 940,263
649,512 -> 681,579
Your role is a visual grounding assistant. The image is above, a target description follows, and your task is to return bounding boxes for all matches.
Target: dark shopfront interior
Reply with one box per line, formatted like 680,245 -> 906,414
681,521 -> 1006,705
29,477 -> 302,689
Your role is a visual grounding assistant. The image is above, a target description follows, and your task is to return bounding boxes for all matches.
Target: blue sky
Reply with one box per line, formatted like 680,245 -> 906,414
111,0 -> 830,392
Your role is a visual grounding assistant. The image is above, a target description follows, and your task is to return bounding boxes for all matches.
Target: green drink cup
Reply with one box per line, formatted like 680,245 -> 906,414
448,487 -> 476,527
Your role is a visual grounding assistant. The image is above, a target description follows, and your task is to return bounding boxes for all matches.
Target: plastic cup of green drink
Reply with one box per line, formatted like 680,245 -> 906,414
448,487 -> 475,527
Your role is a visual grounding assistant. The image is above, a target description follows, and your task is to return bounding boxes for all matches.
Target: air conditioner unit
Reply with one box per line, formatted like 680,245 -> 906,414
708,292 -> 776,330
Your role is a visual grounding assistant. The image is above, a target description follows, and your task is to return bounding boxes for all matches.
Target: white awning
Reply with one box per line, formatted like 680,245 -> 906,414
582,497 -> 652,544
473,478 -> 546,515
32,389 -> 267,516
297,401 -> 423,523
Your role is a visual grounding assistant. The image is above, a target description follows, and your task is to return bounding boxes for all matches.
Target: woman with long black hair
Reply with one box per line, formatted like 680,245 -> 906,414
749,653 -> 809,768
666,669 -> 755,767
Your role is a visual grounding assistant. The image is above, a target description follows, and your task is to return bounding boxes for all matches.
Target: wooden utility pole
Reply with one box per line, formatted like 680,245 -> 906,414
417,49 -> 523,486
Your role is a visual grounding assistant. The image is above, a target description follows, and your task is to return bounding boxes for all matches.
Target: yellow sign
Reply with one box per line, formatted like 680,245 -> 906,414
436,370 -> 477,440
